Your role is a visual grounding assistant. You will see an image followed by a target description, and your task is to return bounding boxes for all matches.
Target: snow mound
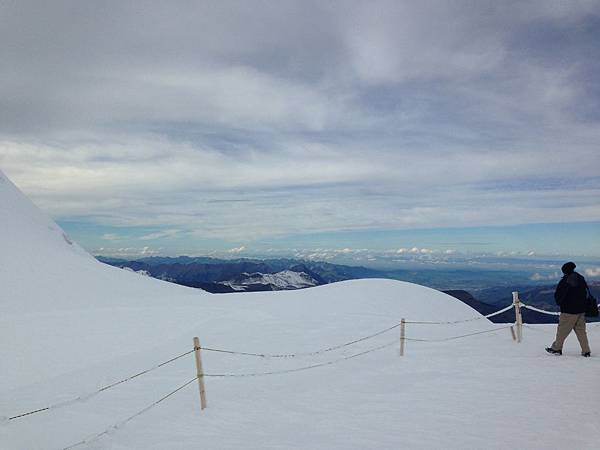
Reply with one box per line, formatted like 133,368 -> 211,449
0,168 -> 483,386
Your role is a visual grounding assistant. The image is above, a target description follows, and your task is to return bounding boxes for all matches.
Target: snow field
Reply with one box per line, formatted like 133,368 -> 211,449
3,286 -> 599,450
2,169 -> 600,449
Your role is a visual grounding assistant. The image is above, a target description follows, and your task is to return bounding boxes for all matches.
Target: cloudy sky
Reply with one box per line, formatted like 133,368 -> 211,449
1,0 -> 599,259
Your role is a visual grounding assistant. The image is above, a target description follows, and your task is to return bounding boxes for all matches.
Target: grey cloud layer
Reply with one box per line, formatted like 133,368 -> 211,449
1,0 -> 599,240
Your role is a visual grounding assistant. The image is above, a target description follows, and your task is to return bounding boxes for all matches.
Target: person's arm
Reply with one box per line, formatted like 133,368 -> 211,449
554,278 -> 568,305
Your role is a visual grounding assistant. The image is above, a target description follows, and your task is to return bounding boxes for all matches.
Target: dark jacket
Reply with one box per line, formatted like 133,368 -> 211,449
554,271 -> 588,314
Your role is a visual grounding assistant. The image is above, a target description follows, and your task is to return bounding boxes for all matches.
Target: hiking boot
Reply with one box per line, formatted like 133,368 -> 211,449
582,352 -> 591,357
545,347 -> 562,355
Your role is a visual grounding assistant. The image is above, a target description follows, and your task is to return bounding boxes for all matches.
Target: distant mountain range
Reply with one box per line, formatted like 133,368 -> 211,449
98,256 -> 599,323
97,256 -> 380,293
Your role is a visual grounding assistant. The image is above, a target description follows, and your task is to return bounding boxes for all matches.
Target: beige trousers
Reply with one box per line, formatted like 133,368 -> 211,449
551,313 -> 591,354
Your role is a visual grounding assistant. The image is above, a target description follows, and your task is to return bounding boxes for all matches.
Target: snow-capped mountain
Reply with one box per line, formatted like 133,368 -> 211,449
220,269 -> 319,291
1,169 -> 598,450
97,256 -> 377,293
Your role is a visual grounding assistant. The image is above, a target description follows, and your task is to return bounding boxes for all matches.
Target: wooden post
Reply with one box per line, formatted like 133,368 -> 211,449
193,337 -> 207,410
512,292 -> 523,343
510,325 -> 517,341
399,318 -> 406,356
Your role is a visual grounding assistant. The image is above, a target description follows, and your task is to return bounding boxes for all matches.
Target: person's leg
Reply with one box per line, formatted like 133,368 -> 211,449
573,313 -> 591,354
551,313 -> 578,351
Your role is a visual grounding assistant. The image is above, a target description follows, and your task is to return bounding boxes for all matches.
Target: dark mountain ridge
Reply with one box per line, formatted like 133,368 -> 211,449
98,256 -> 380,293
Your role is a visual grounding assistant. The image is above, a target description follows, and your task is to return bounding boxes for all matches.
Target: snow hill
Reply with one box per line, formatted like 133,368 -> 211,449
1,169 -> 599,450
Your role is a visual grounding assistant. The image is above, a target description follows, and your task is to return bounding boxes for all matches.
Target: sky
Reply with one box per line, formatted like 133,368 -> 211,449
1,0 -> 599,261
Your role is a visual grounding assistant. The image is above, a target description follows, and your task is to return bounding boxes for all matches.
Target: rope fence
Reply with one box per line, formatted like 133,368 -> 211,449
521,302 -> 600,317
62,376 -> 198,450
5,289 -> 597,450
7,349 -> 194,421
202,322 -> 402,359
59,340 -> 400,449
403,325 -> 514,342
202,340 -> 397,378
520,303 -> 560,316
3,295 -> 531,424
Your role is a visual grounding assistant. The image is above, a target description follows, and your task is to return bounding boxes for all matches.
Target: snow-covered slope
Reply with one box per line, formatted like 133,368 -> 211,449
1,169 -> 599,450
0,170 -> 199,309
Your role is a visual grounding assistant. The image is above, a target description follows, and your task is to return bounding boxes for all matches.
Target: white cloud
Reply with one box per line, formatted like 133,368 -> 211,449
95,246 -> 161,257
4,139 -> 599,242
227,246 -> 246,254
530,272 -> 560,281
1,1 -> 599,247
139,229 -> 180,241
584,267 -> 600,277
336,2 -> 505,84
396,247 -> 436,255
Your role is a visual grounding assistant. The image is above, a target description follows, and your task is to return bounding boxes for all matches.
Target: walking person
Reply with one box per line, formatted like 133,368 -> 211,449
546,262 -> 591,357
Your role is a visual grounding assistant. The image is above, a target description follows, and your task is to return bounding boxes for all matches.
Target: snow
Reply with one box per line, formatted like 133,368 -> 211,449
222,270 -> 318,290
1,169 -> 599,450
257,270 -> 318,289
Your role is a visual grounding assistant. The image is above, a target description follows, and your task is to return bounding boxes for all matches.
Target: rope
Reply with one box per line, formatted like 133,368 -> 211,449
202,323 -> 401,359
203,341 -> 397,378
484,304 -> 516,318
406,303 -> 514,325
201,347 -> 268,357
7,407 -> 50,421
520,303 -> 560,316
403,325 -> 514,342
61,377 -> 198,450
8,349 -> 194,421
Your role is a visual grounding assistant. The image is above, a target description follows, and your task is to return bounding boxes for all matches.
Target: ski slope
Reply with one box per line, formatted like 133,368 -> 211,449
1,169 -> 599,450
